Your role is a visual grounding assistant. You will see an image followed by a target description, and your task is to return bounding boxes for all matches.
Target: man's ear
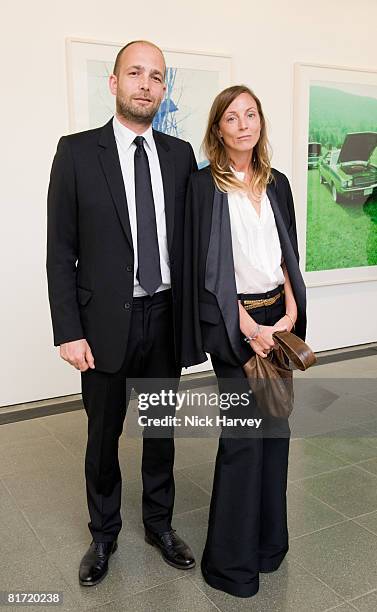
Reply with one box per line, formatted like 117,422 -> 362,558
109,74 -> 118,96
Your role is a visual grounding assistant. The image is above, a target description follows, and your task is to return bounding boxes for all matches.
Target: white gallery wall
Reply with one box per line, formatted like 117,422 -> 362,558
0,0 -> 376,406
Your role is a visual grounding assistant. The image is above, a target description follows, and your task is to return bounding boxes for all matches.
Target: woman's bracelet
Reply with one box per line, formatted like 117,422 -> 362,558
285,313 -> 295,327
244,324 -> 261,343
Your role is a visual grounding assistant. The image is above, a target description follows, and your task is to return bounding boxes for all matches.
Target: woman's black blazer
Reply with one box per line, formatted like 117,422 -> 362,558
181,165 -> 307,368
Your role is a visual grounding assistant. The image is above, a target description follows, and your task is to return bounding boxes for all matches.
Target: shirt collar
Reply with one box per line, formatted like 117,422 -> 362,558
112,115 -> 154,151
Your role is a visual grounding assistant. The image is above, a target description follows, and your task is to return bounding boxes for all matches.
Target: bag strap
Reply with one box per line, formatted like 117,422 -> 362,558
272,331 -> 317,371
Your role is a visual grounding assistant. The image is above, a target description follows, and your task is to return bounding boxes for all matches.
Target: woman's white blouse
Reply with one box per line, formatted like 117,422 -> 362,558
228,171 -> 285,294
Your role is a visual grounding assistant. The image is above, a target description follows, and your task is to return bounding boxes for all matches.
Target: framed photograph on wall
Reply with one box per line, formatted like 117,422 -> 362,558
293,62 -> 377,286
66,37 -> 232,167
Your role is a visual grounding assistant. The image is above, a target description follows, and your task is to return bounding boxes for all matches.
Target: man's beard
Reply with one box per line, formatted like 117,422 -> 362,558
116,94 -> 160,125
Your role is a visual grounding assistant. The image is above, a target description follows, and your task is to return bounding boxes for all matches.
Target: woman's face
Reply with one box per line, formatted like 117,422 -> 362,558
218,92 -> 261,155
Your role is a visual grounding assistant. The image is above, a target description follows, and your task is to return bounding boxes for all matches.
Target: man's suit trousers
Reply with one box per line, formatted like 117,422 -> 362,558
81,289 -> 179,542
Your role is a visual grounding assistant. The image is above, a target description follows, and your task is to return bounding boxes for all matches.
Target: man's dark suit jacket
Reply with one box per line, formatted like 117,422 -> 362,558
47,118 -> 197,373
181,166 -> 307,368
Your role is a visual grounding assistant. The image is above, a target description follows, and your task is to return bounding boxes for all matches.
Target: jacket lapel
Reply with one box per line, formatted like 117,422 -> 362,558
153,130 -> 175,253
267,180 -> 306,302
205,189 -> 241,359
267,180 -> 298,270
98,119 -> 133,250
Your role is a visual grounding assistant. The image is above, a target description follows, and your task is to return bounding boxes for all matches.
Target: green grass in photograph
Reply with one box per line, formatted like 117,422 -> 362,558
306,169 -> 377,271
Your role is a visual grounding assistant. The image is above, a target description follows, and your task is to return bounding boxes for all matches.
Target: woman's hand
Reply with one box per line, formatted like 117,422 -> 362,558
239,301 -> 288,358
273,313 -> 296,333
250,321 -> 288,357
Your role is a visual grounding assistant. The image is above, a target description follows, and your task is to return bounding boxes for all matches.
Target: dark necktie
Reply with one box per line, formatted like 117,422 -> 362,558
134,136 -> 162,296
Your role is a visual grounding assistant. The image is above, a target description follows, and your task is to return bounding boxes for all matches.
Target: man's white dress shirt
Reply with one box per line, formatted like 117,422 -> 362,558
113,115 -> 171,297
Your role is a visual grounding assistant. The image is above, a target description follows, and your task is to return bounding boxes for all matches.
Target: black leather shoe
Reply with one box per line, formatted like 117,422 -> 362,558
144,528 -> 196,570
79,540 -> 118,586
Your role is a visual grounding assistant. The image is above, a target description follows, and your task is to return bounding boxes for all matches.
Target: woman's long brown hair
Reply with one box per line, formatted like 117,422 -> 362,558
203,85 -> 273,194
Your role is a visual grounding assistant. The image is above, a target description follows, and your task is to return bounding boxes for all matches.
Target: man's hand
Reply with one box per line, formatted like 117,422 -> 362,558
60,339 -> 95,372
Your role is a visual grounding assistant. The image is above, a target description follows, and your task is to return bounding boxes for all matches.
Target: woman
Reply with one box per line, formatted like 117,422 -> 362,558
181,85 -> 307,598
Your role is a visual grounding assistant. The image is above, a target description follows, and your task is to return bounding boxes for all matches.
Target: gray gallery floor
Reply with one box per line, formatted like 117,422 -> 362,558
1,350 -> 377,611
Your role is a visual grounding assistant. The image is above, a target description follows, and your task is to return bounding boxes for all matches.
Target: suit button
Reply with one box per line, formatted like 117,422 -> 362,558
126,265 -> 132,272
124,302 -> 131,309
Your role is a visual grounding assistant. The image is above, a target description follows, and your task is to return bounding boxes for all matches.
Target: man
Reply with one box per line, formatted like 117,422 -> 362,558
47,40 -> 197,586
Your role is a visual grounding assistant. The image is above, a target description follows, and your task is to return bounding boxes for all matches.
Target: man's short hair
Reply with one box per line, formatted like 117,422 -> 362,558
113,40 -> 166,77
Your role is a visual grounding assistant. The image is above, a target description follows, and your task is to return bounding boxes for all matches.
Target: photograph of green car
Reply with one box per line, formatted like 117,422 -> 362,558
318,132 -> 377,204
306,82 -> 377,272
